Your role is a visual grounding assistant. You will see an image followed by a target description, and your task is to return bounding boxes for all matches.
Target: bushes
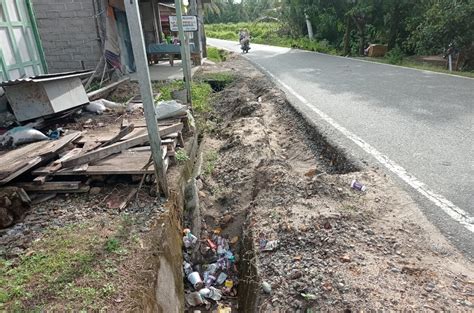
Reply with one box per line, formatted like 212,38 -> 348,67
385,46 -> 404,65
206,22 -> 337,54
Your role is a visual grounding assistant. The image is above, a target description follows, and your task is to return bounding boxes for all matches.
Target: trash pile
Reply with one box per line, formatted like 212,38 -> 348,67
183,228 -> 238,311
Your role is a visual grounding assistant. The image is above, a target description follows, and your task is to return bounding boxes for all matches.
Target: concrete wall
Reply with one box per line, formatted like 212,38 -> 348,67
31,0 -> 102,73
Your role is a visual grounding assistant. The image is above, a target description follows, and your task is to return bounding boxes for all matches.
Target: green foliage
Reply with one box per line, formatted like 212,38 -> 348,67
154,80 -> 213,113
207,46 -> 228,62
204,0 -> 474,71
385,46 -> 404,65
175,149 -> 190,163
206,22 -> 337,54
104,238 -> 120,253
204,150 -> 218,176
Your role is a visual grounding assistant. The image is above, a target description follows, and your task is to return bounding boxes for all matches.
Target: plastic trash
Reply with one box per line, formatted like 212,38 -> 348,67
262,240 -> 278,251
216,272 -> 227,285
204,274 -> 216,287
187,272 -> 204,290
47,128 -> 64,140
262,281 -> 272,294
350,179 -> 367,191
100,99 -> 123,110
205,287 -> 222,301
185,292 -> 204,306
85,100 -> 106,114
183,228 -> 198,249
183,261 -> 193,276
155,100 -> 187,120
217,304 -> 232,313
127,102 -> 143,112
0,126 -> 48,147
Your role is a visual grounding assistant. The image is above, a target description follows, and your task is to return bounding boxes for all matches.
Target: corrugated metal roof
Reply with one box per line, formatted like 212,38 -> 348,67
0,70 -> 94,86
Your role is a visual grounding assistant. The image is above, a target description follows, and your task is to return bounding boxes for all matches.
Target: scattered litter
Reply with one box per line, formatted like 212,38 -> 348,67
155,100 -> 187,120
188,271 -> 204,290
99,99 -> 123,110
85,100 -> 106,114
183,228 -> 198,249
126,102 -> 143,112
217,304 -> 232,313
0,126 -> 48,147
261,240 -> 278,251
47,128 -> 64,140
262,281 -> 272,294
301,293 -> 318,300
350,179 -> 367,191
185,292 -> 204,306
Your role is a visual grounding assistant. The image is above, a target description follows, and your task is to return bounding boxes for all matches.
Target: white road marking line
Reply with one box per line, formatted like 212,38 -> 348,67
262,69 -> 474,233
209,39 -> 474,232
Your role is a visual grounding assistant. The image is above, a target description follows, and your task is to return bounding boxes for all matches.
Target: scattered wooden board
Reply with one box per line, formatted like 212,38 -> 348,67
0,132 -> 82,184
15,181 -> 90,193
62,123 -> 182,168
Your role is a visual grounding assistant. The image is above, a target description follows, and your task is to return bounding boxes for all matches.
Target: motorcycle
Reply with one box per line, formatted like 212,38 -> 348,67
240,37 -> 251,54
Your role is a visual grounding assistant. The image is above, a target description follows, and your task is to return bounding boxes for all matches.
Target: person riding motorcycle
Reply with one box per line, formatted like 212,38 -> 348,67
239,29 -> 251,53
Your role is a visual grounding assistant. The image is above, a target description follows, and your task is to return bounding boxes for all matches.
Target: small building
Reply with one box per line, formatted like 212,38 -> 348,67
1,0 -> 207,76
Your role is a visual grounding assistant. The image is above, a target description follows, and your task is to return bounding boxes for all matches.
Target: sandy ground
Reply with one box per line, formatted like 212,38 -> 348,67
194,54 -> 474,311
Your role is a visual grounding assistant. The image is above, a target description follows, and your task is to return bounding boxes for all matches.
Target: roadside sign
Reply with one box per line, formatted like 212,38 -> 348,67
170,15 -> 197,32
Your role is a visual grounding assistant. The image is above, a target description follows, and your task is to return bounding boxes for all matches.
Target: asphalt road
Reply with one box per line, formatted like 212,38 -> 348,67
208,38 -> 474,258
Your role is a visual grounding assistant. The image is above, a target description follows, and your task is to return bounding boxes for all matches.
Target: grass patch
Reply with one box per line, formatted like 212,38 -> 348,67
207,46 -> 227,62
203,150 -> 218,176
0,216 -> 134,311
175,149 -> 190,163
153,80 -> 213,112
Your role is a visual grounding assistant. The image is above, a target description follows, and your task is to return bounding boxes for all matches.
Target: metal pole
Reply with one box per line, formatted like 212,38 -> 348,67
174,0 -> 193,104
125,0 -> 169,197
305,12 -> 314,40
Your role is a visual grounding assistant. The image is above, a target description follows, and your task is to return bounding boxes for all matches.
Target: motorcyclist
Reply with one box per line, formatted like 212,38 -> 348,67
239,28 -> 250,52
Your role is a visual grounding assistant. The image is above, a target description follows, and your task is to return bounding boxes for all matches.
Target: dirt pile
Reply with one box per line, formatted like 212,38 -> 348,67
194,55 -> 474,311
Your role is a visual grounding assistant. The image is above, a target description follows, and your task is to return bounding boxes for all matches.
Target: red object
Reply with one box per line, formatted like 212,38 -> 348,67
206,239 -> 217,251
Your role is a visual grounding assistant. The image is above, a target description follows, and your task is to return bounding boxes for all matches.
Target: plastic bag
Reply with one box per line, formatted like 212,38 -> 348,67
99,99 -> 123,109
85,101 -> 106,114
155,100 -> 187,120
0,126 -> 48,147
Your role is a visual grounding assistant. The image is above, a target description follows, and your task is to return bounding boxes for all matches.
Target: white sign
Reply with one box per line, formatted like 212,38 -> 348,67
169,15 -> 198,32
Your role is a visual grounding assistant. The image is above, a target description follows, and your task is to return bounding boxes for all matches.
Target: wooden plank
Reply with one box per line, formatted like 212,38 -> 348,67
14,181 -> 86,192
99,124 -> 135,148
62,123 -> 182,168
0,132 -> 82,184
32,148 -> 83,176
87,77 -> 130,100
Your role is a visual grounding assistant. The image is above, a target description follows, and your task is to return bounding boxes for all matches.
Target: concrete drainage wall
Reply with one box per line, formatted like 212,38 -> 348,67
133,132 -> 200,312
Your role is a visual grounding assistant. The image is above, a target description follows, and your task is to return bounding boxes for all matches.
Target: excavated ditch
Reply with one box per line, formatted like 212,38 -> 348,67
181,55 -> 474,312
181,58 -> 359,312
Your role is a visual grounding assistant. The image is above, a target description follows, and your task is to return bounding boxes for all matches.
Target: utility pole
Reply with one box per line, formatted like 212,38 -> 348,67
305,10 -> 314,40
125,0 -> 169,197
174,0 -> 193,104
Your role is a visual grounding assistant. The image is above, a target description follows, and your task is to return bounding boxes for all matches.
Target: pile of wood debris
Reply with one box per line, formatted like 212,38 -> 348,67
0,82 -> 190,229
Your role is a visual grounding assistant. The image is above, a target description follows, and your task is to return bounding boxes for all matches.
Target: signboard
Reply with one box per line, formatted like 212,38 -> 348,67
169,15 -> 198,32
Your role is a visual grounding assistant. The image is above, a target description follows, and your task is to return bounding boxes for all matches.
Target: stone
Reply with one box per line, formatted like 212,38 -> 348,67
340,255 -> 351,263
89,187 -> 102,195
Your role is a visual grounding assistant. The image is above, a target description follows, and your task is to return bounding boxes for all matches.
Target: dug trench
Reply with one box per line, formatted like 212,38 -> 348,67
181,55 -> 474,311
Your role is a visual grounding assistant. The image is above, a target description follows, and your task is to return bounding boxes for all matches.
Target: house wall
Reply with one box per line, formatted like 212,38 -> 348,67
31,0 -> 102,73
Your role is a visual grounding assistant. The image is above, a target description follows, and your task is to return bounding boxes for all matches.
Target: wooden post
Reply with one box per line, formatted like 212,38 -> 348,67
125,0 -> 169,197
174,0 -> 193,105
189,0 -> 202,62
152,0 -> 163,43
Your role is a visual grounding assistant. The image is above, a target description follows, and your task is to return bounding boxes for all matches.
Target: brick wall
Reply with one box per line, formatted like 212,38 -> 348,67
32,0 -> 102,73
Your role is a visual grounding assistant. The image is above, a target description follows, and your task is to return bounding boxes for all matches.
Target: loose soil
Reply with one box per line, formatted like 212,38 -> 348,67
193,54 -> 474,311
